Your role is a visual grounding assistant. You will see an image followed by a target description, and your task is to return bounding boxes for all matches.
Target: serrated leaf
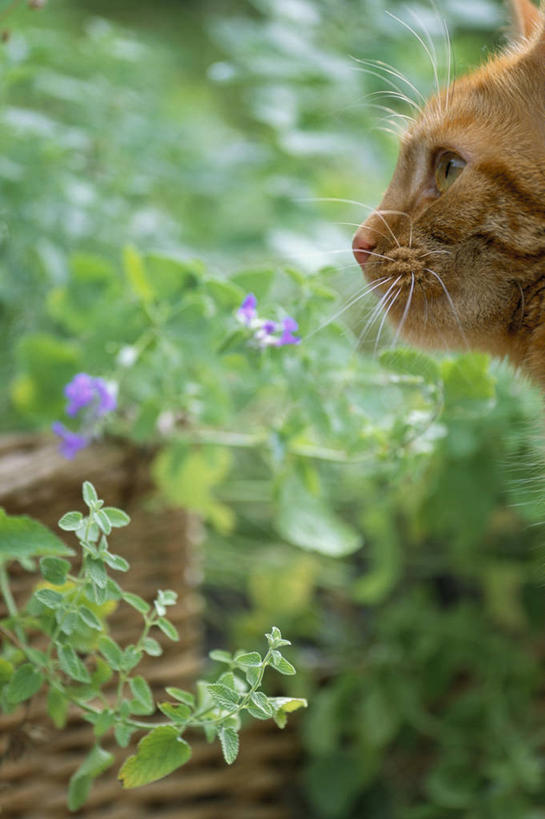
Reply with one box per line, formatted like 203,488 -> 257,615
114,722 -> 135,748
165,687 -> 195,707
68,744 -> 114,810
78,606 -> 102,630
379,348 -> 441,384
270,651 -> 296,676
82,482 -> 99,508
58,644 -> 91,683
123,592 -> 150,614
269,696 -> 308,715
218,726 -> 239,764
158,701 -> 191,722
208,683 -> 240,711
121,646 -> 142,673
0,509 -> 72,560
34,587 -> 64,609
103,507 -> 131,527
58,511 -> 84,531
47,687 -> 69,728
129,676 -> 154,714
98,636 -> 123,670
245,666 -> 261,686
39,556 -> 71,585
85,557 -> 108,588
94,509 -> 112,535
234,651 -> 262,668
119,726 -> 191,788
93,709 -> 115,737
157,617 -> 179,641
6,664 -> 43,703
103,552 -> 130,572
246,691 -> 273,720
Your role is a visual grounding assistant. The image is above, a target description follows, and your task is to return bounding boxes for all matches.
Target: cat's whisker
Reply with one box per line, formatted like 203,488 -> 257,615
350,63 -> 417,106
359,276 -> 402,345
424,267 -> 469,348
386,10 -> 440,102
353,57 -> 427,106
419,249 -> 452,258
374,288 -> 401,355
303,197 -> 403,249
391,272 -> 415,347
364,88 -> 422,112
304,276 -> 393,341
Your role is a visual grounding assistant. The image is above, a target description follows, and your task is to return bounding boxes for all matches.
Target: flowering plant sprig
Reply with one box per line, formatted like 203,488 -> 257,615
236,293 -> 301,348
0,482 -> 306,809
52,373 -> 117,459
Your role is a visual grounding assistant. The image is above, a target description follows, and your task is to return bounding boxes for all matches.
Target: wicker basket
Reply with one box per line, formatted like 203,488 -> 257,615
0,436 -> 301,818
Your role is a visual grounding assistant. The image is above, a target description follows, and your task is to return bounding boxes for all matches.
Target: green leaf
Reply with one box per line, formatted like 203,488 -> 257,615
103,552 -> 130,572
114,722 -> 135,748
78,606 -> 102,631
270,651 -> 296,676
441,353 -> 496,410
0,658 -> 14,687
58,511 -> 84,531
119,726 -> 191,788
68,744 -> 114,811
165,688 -> 195,707
47,687 -> 69,728
158,702 -> 191,722
209,649 -> 232,664
276,474 -> 362,557
142,637 -> 162,657
379,348 -> 441,384
269,696 -> 307,722
39,556 -> 71,585
98,636 -> 123,671
129,676 -> 154,715
82,482 -> 99,509
34,587 -> 64,609
123,592 -> 150,614
0,509 -> 72,561
234,651 -> 262,668
93,709 -> 116,738
85,557 -> 108,588
58,644 -> 91,683
218,726 -> 239,765
247,691 -> 273,720
94,509 -> 112,535
157,617 -> 179,641
208,683 -> 240,711
6,664 -> 43,703
121,646 -> 142,673
124,244 -> 154,305
103,507 -> 131,528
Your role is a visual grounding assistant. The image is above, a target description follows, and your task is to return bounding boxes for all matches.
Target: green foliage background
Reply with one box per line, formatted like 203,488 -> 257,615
2,0 -> 545,816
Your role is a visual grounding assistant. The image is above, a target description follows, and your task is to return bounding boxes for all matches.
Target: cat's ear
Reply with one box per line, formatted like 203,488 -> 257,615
508,0 -> 542,39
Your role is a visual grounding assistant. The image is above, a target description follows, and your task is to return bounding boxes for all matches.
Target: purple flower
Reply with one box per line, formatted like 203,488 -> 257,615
276,316 -> 301,346
64,373 -> 117,417
52,422 -> 89,460
236,293 -> 257,325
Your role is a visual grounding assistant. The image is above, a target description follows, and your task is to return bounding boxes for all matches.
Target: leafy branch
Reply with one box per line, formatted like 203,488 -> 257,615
0,482 -> 306,810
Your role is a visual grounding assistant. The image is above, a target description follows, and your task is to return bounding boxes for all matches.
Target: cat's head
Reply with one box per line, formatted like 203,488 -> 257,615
353,0 -> 545,381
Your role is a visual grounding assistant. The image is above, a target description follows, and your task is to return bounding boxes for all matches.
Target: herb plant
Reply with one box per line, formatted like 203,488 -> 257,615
0,481 -> 306,810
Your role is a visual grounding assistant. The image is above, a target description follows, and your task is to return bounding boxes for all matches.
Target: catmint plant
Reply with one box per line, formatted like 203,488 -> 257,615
0,482 -> 306,810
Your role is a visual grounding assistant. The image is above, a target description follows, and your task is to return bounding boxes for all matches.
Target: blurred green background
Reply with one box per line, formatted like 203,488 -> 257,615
3,0 -> 545,816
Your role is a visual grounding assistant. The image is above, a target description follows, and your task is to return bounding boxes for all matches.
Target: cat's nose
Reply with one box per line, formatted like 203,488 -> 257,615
352,227 -> 376,270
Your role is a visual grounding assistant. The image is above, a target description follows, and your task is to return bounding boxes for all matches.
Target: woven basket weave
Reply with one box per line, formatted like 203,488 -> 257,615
0,436 -> 300,818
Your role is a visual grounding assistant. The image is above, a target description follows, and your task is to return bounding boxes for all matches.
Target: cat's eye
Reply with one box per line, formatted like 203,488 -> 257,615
435,151 -> 466,193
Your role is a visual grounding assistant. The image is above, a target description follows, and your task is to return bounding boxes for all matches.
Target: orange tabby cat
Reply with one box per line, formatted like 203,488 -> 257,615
352,0 -> 545,386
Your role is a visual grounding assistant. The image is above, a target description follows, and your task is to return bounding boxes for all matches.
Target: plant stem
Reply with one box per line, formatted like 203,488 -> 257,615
0,563 -> 27,646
